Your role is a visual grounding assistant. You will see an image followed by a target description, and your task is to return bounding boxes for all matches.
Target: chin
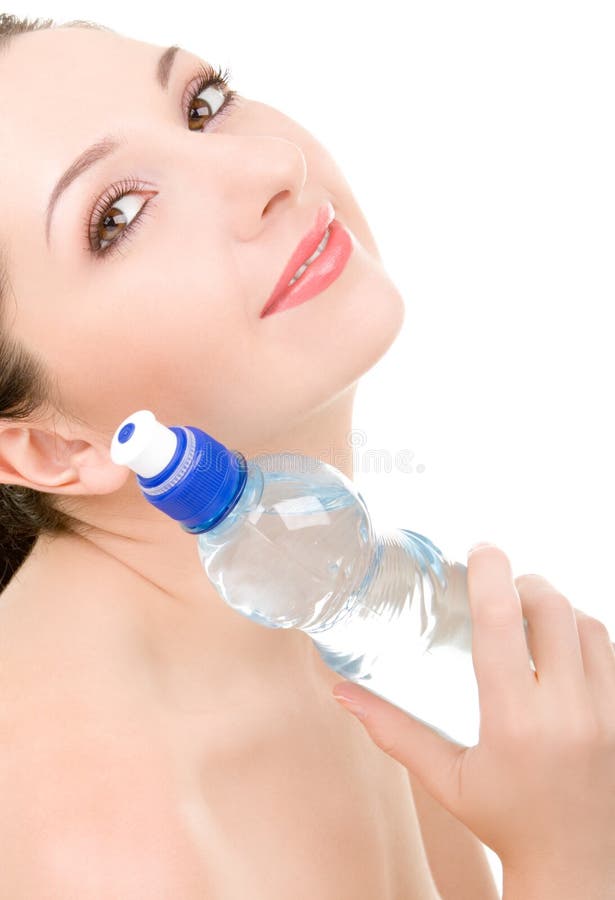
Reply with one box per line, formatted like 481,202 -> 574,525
323,264 -> 407,374
242,266 -> 406,447
287,273 -> 407,420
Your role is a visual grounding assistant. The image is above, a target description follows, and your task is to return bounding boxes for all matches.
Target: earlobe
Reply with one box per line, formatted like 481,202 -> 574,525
66,441 -> 131,495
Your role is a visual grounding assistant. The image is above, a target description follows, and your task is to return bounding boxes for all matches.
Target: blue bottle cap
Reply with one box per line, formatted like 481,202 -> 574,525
110,409 -> 247,533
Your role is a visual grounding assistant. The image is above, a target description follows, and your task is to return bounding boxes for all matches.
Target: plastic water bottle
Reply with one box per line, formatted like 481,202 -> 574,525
110,409 -> 533,747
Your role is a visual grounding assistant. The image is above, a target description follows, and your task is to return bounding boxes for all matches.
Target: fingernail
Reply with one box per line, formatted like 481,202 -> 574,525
334,696 -> 367,719
332,690 -> 367,720
468,541 -> 493,555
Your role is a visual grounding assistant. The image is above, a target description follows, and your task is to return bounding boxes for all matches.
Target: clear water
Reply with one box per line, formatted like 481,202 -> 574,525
197,454 -> 527,747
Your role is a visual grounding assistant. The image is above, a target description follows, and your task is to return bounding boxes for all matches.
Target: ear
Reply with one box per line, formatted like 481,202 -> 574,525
0,424 -> 131,495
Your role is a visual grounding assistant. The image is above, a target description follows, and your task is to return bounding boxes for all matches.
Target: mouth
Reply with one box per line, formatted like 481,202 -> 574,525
260,200 -> 351,318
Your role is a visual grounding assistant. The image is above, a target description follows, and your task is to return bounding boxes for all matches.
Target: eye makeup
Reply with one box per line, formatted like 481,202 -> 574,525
80,61 -> 238,261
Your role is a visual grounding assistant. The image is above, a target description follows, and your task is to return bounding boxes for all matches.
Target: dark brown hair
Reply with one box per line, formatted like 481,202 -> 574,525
0,14 -> 115,592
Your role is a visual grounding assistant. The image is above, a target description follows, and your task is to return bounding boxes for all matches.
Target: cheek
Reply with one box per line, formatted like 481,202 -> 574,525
272,114 -> 384,263
35,281 -> 255,437
244,256 -> 405,425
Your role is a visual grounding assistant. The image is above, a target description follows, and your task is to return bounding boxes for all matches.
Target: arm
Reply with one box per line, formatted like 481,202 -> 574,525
408,771 -> 501,900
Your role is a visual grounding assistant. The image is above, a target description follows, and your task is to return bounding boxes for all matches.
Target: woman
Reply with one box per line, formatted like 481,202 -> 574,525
0,14 -> 612,899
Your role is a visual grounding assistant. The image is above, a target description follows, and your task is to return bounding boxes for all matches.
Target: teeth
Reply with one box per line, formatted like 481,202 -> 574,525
304,227 -> 331,264
287,226 -> 331,287
289,262 -> 309,284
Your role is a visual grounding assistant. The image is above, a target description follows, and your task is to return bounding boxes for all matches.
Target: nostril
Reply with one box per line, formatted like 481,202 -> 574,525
263,189 -> 290,218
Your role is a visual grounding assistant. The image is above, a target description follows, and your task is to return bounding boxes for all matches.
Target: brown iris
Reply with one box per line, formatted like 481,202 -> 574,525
188,88 -> 224,131
99,208 -> 127,242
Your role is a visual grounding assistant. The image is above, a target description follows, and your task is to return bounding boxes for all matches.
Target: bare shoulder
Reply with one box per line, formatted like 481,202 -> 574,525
0,648 -> 211,896
0,554 -> 210,897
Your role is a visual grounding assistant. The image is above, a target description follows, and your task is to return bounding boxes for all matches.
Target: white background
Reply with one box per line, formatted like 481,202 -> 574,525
12,1 -> 615,893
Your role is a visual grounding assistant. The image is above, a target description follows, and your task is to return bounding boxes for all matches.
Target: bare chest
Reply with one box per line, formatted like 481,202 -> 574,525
2,670 -> 441,899
144,660 -> 441,900
0,582 -> 440,899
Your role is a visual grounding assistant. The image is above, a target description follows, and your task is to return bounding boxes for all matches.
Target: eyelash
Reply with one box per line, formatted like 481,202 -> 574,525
82,62 -> 238,261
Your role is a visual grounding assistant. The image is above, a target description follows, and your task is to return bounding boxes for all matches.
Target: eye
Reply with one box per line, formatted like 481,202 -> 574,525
84,62 -> 238,260
87,183 -> 155,257
183,61 -> 236,132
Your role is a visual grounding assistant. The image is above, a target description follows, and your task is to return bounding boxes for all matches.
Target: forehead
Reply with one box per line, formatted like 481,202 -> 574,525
0,28 -> 181,211
0,26 -> 158,124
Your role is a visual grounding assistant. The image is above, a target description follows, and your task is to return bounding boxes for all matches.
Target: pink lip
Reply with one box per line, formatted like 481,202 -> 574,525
259,218 -> 353,318
260,200 -> 336,318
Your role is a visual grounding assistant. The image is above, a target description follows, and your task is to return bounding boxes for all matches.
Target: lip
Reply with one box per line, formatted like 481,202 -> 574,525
260,200 -> 337,318
259,218 -> 353,318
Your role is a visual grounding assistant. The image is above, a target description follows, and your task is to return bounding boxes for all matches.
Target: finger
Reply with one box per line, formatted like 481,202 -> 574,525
514,574 -> 586,704
466,546 -> 536,729
574,608 -> 615,734
331,680 -> 468,820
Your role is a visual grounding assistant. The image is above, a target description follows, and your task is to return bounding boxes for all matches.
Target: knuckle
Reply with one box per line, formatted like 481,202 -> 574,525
503,717 -> 533,747
515,575 -> 574,613
541,592 -> 573,615
560,700 -> 602,747
473,606 -> 518,632
570,717 -> 603,750
515,573 -> 562,597
575,611 -> 610,641
515,572 -> 550,589
495,697 -> 611,755
471,591 -> 519,627
488,705 -> 534,747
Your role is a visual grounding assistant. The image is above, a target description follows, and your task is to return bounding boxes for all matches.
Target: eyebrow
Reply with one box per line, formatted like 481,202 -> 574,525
44,44 -> 183,248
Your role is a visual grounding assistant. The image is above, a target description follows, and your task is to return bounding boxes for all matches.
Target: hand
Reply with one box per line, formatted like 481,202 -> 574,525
331,544 -> 615,880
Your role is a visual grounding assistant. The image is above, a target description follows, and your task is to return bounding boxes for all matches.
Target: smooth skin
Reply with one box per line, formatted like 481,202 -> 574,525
0,24 -> 407,700
0,25 -> 500,899
332,543 -> 615,898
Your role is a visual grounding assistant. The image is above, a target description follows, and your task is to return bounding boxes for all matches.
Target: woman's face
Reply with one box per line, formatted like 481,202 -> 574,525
0,27 -> 405,456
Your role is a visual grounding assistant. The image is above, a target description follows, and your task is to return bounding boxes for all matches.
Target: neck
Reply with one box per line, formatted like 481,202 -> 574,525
37,385 -> 359,697
238,384 -> 357,481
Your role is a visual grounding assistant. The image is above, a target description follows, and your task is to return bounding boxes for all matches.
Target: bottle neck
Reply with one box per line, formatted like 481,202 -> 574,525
195,461 -> 264,540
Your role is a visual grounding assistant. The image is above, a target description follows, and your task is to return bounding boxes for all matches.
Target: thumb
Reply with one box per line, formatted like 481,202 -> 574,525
332,681 -> 468,817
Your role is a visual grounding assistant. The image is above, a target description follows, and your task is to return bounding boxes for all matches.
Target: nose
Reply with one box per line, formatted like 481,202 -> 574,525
220,134 -> 308,240
262,189 -> 292,219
